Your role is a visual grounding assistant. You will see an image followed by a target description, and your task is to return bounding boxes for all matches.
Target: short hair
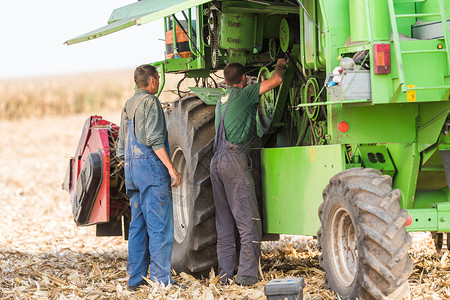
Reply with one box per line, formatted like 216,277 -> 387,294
134,64 -> 158,88
224,63 -> 245,85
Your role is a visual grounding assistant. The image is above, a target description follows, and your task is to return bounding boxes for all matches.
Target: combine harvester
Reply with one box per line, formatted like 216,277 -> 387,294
63,0 -> 450,298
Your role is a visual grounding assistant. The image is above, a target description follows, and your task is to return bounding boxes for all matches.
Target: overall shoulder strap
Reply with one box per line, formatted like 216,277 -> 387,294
219,89 -> 238,122
127,94 -> 148,120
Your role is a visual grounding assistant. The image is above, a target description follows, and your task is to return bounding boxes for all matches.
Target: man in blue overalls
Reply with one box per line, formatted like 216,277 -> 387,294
210,59 -> 286,286
117,64 -> 181,290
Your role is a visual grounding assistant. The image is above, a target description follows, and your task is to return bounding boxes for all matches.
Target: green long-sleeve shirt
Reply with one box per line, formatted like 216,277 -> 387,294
117,89 -> 167,159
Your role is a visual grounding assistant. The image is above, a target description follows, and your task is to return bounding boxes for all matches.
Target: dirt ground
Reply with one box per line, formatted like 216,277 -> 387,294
0,113 -> 449,299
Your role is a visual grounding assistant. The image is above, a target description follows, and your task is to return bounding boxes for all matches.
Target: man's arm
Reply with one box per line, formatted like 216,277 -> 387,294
259,58 -> 287,95
143,97 -> 181,187
116,107 -> 127,159
154,148 -> 181,188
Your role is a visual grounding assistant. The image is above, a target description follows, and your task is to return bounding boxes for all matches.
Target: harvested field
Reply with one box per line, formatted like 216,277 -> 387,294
0,74 -> 449,299
0,71 -> 197,120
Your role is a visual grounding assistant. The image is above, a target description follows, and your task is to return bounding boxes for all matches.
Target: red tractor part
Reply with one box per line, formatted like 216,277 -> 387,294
63,116 -> 129,238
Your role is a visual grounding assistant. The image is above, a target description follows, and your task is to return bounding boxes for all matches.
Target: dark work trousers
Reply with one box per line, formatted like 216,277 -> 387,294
210,94 -> 262,282
124,119 -> 174,286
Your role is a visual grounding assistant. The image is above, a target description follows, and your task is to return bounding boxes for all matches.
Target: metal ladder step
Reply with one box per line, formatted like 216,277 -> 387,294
407,85 -> 450,91
396,12 -> 441,18
388,0 -> 450,93
402,49 -> 448,54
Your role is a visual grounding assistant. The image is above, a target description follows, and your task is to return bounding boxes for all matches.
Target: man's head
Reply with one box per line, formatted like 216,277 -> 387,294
134,64 -> 160,94
224,62 -> 246,87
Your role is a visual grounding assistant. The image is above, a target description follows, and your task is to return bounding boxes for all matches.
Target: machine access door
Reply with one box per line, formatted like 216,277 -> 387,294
66,0 -> 212,45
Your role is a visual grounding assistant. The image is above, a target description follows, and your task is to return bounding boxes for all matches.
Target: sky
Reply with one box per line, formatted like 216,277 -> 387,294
0,1 -> 165,79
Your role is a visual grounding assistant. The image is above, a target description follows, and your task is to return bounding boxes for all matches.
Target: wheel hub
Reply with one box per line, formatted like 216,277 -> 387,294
330,206 -> 358,287
172,147 -> 190,243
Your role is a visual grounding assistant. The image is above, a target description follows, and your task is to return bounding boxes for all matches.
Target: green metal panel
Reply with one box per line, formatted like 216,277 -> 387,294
349,0 -> 390,42
388,143 -> 421,209
329,103 -> 417,144
221,1 -> 299,14
396,40 -> 450,102
407,208 -> 439,231
414,189 -> 449,208
417,101 -> 450,152
416,0 -> 449,22
319,0 -> 350,74
339,40 -> 450,105
417,148 -> 447,190
108,0 -> 211,23
354,145 -> 396,177
406,203 -> 450,232
163,56 -> 205,72
302,0 -> 326,70
393,2 -> 416,37
189,87 -> 222,105
66,0 -> 212,45
316,1 -> 326,68
261,145 -> 346,236
66,18 -> 138,45
437,201 -> 450,231
220,13 -> 260,50
302,0 -> 314,69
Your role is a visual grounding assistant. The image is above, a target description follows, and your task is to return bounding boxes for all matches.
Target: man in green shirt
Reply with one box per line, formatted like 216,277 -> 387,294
210,59 -> 286,286
117,64 -> 181,290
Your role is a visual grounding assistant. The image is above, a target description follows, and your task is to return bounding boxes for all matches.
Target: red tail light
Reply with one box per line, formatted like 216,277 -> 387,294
373,44 -> 391,74
406,215 -> 412,226
337,121 -> 349,133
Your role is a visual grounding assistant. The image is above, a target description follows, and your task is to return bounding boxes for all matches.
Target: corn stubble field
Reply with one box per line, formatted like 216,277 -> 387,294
0,71 -> 449,299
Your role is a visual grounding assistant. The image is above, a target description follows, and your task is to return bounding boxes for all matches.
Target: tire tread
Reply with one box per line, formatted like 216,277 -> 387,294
318,168 -> 412,300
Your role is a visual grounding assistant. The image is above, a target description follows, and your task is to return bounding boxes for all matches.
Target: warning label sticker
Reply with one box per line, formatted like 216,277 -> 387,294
407,85 -> 416,102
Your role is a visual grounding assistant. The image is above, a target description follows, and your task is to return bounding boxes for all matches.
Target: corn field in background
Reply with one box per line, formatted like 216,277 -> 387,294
0,70 -> 135,120
0,71 -> 192,120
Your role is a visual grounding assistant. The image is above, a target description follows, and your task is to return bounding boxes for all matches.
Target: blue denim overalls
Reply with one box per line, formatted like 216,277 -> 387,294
124,98 -> 174,286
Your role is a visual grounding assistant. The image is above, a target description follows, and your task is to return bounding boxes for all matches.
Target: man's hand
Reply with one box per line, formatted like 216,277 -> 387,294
276,58 -> 287,68
274,58 -> 287,79
259,58 -> 288,95
154,147 -> 182,188
169,167 -> 182,188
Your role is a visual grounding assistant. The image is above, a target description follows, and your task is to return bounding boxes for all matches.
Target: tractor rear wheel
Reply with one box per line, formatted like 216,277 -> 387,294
318,168 -> 413,300
166,96 -> 217,275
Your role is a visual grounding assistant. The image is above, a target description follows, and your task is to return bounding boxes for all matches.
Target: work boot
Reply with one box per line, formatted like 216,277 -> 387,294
234,275 -> 258,286
219,278 -> 231,285
172,281 -> 188,289
126,285 -> 139,292
126,280 -> 148,291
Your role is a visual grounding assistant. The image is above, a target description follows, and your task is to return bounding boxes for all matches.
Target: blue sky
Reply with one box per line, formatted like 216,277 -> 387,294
0,1 -> 165,79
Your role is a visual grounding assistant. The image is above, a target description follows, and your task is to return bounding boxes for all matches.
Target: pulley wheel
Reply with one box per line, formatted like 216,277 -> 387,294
303,78 -> 320,121
257,66 -> 277,135
269,38 -> 278,60
279,18 -> 293,53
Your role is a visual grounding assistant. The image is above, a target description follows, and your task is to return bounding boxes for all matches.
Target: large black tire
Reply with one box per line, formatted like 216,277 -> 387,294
318,168 -> 413,300
166,96 -> 217,275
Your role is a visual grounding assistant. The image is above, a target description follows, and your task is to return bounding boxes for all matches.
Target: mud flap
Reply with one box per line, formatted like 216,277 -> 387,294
440,150 -> 450,188
72,152 -> 103,225
96,220 -> 122,236
95,212 -> 130,239
62,158 -> 73,193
